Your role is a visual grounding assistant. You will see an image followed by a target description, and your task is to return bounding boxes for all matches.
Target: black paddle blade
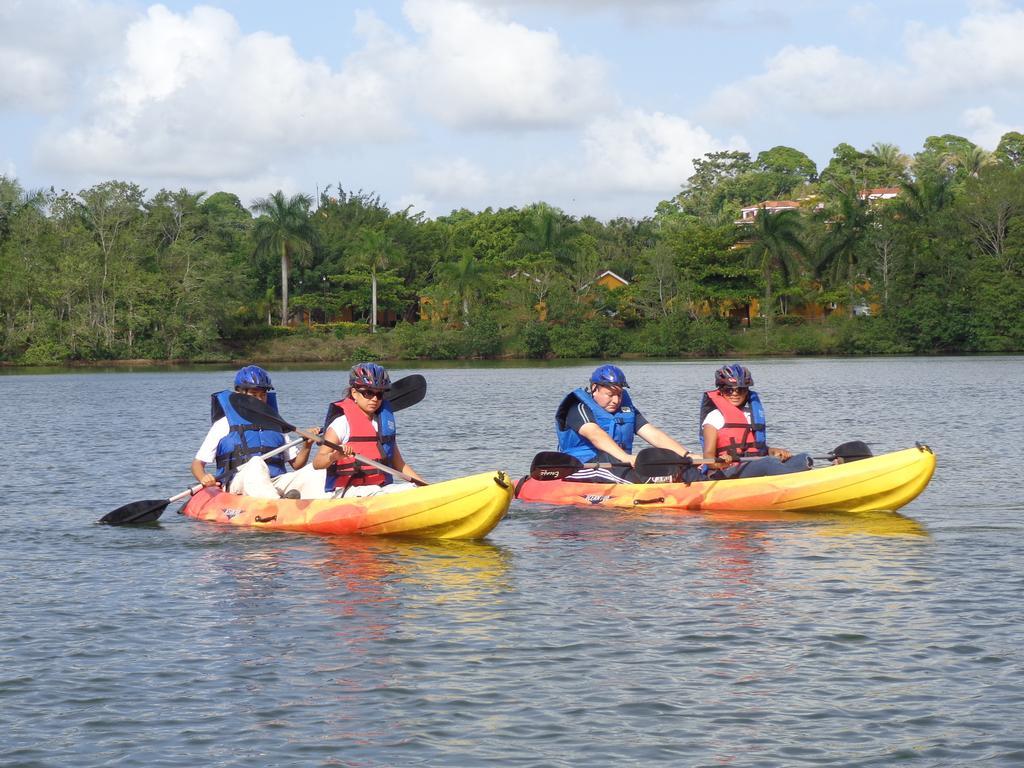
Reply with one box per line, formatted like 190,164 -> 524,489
828,440 -> 873,462
530,451 -> 583,480
99,499 -> 170,525
634,447 -> 691,479
388,374 -> 427,412
229,392 -> 295,432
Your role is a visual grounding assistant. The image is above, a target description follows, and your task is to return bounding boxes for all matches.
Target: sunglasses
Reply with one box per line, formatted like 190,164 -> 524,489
720,386 -> 749,396
354,387 -> 386,399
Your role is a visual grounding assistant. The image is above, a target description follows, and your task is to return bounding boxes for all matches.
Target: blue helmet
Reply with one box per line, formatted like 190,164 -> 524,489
715,363 -> 753,389
590,364 -> 629,388
349,362 -> 391,391
234,364 -> 273,390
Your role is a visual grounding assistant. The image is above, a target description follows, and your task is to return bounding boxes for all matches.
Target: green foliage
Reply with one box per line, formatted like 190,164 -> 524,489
2,140 -> 1024,365
519,322 -> 551,358
829,316 -> 912,355
994,131 -> 1024,167
251,190 -> 316,325
348,345 -> 381,362
390,322 -> 462,359
459,315 -> 504,358
544,320 -> 623,359
18,339 -> 73,365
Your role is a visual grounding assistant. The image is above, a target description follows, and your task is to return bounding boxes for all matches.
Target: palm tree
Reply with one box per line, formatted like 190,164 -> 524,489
868,142 -> 910,184
518,202 -> 576,265
251,191 -> 315,325
816,184 -> 872,314
953,145 -> 994,178
743,207 -> 807,329
0,175 -> 45,243
898,174 -> 953,224
440,249 -> 488,326
352,228 -> 398,333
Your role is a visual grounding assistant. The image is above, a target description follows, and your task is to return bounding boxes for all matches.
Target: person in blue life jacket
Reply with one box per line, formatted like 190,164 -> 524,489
700,363 -> 812,479
190,365 -> 323,499
555,364 -> 702,483
311,362 -> 425,498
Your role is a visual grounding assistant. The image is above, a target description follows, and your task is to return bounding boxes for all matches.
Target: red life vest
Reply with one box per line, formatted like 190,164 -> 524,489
325,398 -> 396,491
703,389 -> 768,458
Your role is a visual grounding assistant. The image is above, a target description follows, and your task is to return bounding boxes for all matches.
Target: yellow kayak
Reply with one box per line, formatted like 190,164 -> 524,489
515,446 -> 935,514
180,471 -> 513,539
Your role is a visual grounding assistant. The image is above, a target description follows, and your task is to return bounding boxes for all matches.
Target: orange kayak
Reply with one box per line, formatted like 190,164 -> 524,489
179,471 -> 512,539
514,446 -> 935,515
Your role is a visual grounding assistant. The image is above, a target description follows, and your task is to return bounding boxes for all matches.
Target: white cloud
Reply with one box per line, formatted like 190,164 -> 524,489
0,0 -> 130,112
962,106 -> 1022,149
704,5 -> 1024,125
404,110 -> 734,216
579,109 -> 732,192
904,8 -> 1024,91
464,0 -> 733,21
413,157 -> 491,198
704,45 -> 909,125
31,0 -> 612,185
403,0 -> 611,129
36,4 -> 406,179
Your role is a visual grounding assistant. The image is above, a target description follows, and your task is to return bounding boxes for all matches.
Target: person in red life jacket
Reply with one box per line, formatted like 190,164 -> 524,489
190,365 -> 322,498
311,362 -> 424,498
556,363 -> 701,483
700,363 -> 812,479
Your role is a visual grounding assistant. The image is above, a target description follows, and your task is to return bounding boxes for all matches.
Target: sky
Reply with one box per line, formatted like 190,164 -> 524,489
3,0 -> 1024,220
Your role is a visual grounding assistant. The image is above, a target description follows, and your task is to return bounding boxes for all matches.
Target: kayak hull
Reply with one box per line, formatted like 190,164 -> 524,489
180,471 -> 512,539
515,446 -> 936,515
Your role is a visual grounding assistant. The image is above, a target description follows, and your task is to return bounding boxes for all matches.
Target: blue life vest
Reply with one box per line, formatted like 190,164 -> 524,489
698,389 -> 768,457
211,390 -> 288,486
555,386 -> 636,462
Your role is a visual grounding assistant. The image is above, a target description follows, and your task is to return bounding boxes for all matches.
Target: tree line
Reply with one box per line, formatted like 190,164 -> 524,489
2,131 -> 1023,365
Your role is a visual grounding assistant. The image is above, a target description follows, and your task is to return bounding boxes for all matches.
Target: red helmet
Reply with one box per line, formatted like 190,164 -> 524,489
715,363 -> 753,389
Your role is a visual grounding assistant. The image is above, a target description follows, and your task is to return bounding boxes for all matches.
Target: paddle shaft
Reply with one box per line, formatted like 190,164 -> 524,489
100,436 -> 307,524
181,436 -> 309,498
294,427 -> 427,486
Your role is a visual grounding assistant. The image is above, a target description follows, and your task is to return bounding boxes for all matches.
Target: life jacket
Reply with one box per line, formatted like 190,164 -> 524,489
555,386 -> 636,463
210,389 -> 288,487
323,397 -> 397,492
699,389 -> 768,458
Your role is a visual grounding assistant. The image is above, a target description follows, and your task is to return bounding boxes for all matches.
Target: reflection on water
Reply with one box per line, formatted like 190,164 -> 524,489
2,358 -> 1023,767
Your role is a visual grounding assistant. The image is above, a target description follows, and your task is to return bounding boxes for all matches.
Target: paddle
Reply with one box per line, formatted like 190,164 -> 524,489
530,448 -> 696,481
99,436 -> 306,525
229,390 -> 428,487
374,374 -> 427,413
730,440 -> 874,464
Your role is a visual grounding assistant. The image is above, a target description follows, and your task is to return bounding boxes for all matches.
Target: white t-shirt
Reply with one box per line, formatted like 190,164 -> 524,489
194,417 -> 299,464
325,414 -> 379,445
701,404 -> 752,431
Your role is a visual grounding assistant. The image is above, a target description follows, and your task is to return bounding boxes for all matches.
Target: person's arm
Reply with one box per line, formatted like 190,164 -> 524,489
312,426 -> 350,469
701,419 -> 732,469
578,422 -> 634,465
390,443 -> 425,483
636,422 -> 692,458
191,458 -> 218,487
191,421 -> 225,487
288,428 -> 319,470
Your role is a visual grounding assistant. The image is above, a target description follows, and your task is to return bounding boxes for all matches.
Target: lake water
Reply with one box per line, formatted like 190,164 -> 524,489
2,357 -> 1023,767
